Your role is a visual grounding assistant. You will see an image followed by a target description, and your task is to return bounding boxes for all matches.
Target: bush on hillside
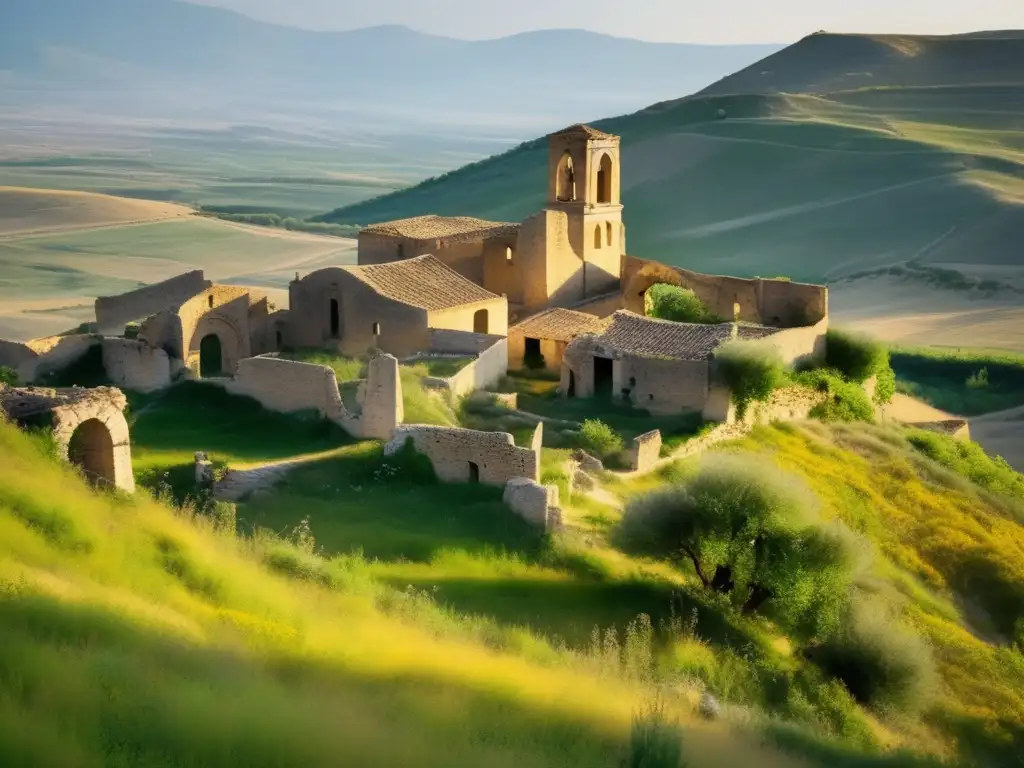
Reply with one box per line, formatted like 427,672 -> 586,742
615,454 -> 859,638
0,366 -> 17,386
795,369 -> 875,423
626,699 -> 686,768
579,419 -> 624,461
906,429 -> 1024,499
825,329 -> 889,384
714,340 -> 786,419
810,601 -> 937,715
646,284 -> 720,324
873,365 -> 896,406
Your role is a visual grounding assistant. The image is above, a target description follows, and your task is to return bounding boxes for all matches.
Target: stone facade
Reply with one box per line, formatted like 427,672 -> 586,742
0,384 -> 134,492
507,308 -> 607,372
384,424 -> 541,487
286,256 -> 507,359
629,429 -> 662,472
95,270 -> 211,335
101,338 -> 172,393
418,330 -> 509,398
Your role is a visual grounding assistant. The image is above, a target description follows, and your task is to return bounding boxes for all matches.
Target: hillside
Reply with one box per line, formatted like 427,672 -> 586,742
319,32 -> 1024,285
0,187 -> 192,236
2,381 -> 1024,766
0,0 -> 780,130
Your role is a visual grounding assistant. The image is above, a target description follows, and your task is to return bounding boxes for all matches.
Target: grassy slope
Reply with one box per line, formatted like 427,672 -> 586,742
318,33 -> 1024,284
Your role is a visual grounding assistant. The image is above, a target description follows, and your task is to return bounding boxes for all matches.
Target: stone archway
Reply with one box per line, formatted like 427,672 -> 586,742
67,418 -> 116,487
188,315 -> 244,377
0,385 -> 138,493
596,153 -> 613,204
622,262 -> 691,315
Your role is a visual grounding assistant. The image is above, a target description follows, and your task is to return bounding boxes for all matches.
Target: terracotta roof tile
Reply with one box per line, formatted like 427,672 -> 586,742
510,308 -> 608,343
361,215 -> 519,241
595,311 -> 780,360
341,255 -> 500,311
549,123 -> 618,140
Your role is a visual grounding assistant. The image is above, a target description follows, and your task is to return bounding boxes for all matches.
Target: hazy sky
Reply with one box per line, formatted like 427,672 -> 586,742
188,0 -> 1023,43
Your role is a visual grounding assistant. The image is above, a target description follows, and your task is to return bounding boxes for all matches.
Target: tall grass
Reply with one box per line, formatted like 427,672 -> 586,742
890,345 -> 1024,416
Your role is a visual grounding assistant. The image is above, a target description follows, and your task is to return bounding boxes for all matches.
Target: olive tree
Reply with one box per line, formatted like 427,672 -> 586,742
615,454 -> 860,637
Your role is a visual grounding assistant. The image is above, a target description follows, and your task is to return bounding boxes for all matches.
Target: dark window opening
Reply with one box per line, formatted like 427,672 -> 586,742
597,154 -> 613,204
275,330 -> 283,349
556,151 -> 576,202
397,243 -> 405,259
372,322 -> 381,336
207,295 -> 214,309
593,225 -> 602,249
329,299 -> 340,338
594,356 -> 614,399
468,461 -> 480,484
568,370 -> 577,398
473,309 -> 488,334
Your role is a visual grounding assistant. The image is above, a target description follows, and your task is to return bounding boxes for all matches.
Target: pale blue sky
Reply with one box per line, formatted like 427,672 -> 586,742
189,0 -> 1023,43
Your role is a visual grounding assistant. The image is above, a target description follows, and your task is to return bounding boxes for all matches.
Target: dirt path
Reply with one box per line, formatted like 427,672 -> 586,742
213,448 -> 348,501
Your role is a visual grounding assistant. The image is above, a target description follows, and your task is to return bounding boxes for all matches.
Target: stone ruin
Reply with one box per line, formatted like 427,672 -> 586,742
0,384 -> 135,493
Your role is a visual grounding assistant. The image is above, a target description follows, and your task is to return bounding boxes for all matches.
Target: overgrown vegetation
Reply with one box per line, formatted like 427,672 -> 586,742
616,454 -> 860,639
794,369 -> 876,423
825,329 -> 891,385
0,367 -> 17,386
645,284 -> 722,324
579,419 -> 624,462
714,339 -> 786,419
905,428 -> 1024,500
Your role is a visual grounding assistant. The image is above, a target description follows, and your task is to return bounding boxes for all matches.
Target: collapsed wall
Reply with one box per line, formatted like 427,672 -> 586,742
101,338 -> 172,393
95,270 -> 210,335
420,329 -> 509,397
384,422 -> 542,487
222,352 -> 402,440
0,334 -> 98,384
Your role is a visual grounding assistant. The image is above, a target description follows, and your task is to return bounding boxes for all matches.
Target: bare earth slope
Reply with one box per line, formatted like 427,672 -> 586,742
320,32 -> 1024,287
0,186 -> 192,235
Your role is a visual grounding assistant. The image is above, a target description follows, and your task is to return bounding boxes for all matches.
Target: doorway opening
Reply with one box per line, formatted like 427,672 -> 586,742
199,334 -> 223,377
593,356 -> 614,399
67,419 -> 115,488
468,461 -> 480,484
524,337 -> 544,369
329,299 -> 340,338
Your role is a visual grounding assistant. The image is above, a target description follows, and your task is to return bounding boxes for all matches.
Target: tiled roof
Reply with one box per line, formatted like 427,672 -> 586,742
511,308 -> 609,343
361,215 -> 519,241
341,254 -> 500,311
549,123 -> 618,140
595,311 -> 780,360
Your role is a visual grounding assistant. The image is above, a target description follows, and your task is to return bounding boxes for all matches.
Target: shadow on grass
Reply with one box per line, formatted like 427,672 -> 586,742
0,590 -> 628,768
130,382 -> 353,465
237,443 -> 547,563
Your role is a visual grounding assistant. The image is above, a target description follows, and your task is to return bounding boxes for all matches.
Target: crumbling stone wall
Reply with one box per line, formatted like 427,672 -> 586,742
629,430 -> 662,472
0,334 -> 98,384
503,478 -> 562,530
384,424 -> 540,486
702,383 -> 828,424
421,331 -> 508,397
95,270 -> 210,335
621,256 -> 827,328
0,385 -> 134,492
757,318 -> 828,368
101,338 -> 172,393
222,353 -> 402,440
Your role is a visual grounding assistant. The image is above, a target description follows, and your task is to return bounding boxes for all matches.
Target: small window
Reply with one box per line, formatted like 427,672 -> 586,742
606,222 -> 613,246
593,225 -> 602,249
505,247 -> 513,263
372,322 -> 381,336
397,243 -> 405,259
207,295 -> 214,309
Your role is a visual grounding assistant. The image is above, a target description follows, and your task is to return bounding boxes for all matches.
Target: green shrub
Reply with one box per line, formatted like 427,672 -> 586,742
615,454 -> 859,638
906,429 -> 1024,499
0,366 -> 17,386
579,419 -> 624,460
965,367 -> 989,390
626,699 -> 686,768
795,370 -> 875,423
873,365 -> 896,406
811,602 -> 937,715
714,340 -> 786,419
825,329 -> 888,383
646,284 -> 720,324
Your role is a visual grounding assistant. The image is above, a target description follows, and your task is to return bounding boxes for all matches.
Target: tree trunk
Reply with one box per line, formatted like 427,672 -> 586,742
742,584 -> 773,615
682,547 -> 710,589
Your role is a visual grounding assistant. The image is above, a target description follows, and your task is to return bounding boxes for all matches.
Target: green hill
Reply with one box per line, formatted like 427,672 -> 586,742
2,385 -> 1024,765
318,32 -> 1024,284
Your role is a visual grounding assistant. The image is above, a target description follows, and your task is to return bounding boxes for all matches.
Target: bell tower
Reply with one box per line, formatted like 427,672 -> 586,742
546,124 -> 624,298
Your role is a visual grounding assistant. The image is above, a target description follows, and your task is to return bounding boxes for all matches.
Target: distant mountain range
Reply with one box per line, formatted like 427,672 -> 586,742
0,0 -> 782,131
319,31 -> 1024,283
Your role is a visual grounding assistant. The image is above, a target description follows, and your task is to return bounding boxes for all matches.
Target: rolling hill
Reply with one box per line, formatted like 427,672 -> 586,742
0,0 -> 780,131
319,31 -> 1024,285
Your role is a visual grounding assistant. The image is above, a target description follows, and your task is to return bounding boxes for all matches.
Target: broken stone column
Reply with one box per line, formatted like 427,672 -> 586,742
195,451 -> 214,488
